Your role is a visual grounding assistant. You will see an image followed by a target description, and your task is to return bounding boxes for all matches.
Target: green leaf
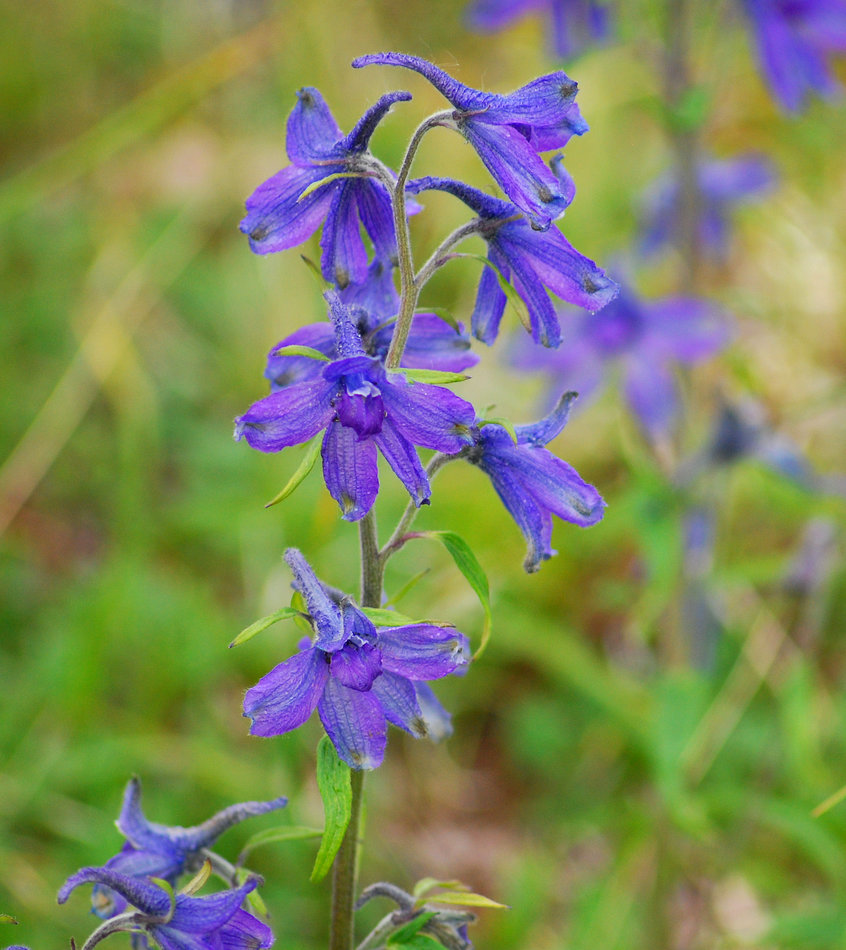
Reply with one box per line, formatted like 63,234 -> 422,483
396,368 -> 470,386
300,254 -> 329,287
236,868 -> 268,918
478,416 -> 518,443
298,171 -> 370,201
361,606 -> 452,628
291,589 -> 313,635
456,253 -> 532,334
416,531 -> 492,659
384,568 -> 431,608
388,935 -> 444,950
271,344 -> 331,362
419,891 -> 507,910
0,915 -> 18,925
229,607 -> 303,648
412,878 -> 466,899
388,912 -> 438,944
310,736 -> 352,883
238,825 -> 324,863
265,435 -> 322,508
180,859 -> 211,895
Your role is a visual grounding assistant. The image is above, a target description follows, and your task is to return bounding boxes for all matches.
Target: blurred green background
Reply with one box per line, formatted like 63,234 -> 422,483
2,1 -> 846,948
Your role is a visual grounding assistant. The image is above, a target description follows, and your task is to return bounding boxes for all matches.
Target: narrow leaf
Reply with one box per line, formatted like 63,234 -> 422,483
180,860 -> 211,896
388,912 -> 438,944
300,254 -> 330,287
361,607 -> 452,629
291,589 -> 313,636
388,935 -> 444,950
416,531 -> 492,659
265,435 -> 322,508
230,607 -> 303,649
238,825 -> 324,863
271,344 -> 331,362
455,253 -> 532,334
384,568 -> 431,608
478,416 -> 518,444
0,916 -> 18,925
419,891 -> 507,910
236,868 -> 268,918
397,368 -> 470,386
298,172 -> 369,201
413,878 -> 466,899
310,736 -> 352,883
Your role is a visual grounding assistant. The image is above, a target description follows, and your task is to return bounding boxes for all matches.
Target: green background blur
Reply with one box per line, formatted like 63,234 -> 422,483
2,1 -> 846,948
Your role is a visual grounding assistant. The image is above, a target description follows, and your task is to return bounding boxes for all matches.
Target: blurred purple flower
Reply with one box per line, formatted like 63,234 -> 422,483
517,282 -> 731,437
352,52 -> 585,228
464,393 -> 605,571
240,86 -> 411,287
640,155 -> 774,258
59,869 -> 272,950
235,294 -> 476,521
740,0 -> 846,112
466,0 -> 612,59
408,175 -> 618,347
244,550 -> 470,770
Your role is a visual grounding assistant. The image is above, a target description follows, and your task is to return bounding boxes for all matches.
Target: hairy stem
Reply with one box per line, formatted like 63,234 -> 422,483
386,111 -> 453,369
329,769 -> 366,950
414,218 -> 484,290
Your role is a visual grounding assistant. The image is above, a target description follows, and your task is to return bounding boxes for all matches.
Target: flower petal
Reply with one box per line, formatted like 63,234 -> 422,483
380,376 -> 475,453
235,378 -> 336,453
58,867 -> 171,919
285,549 -> 344,649
321,420 -> 379,521
373,421 -> 430,507
471,248 -> 509,345
370,671 -> 426,737
265,324 -> 336,391
286,87 -> 343,165
320,182 -> 369,287
168,883 -> 257,935
342,91 -> 413,152
330,642 -> 382,691
378,624 -> 471,679
397,314 -> 478,372
318,678 -> 387,770
243,647 -> 328,737
415,682 -> 454,741
356,181 -> 399,263
217,908 -> 275,950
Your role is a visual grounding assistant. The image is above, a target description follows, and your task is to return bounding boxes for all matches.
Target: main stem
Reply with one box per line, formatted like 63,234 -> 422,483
329,511 -> 382,950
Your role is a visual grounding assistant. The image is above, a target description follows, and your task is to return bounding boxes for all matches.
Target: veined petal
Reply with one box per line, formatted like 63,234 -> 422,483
399,314 -> 479,372
471,248 -> 509,345
508,255 -> 562,347
285,549 -> 344,647
318,678 -> 387,770
58,867 -> 172,919
378,624 -> 471,679
217,908 -> 274,950
487,71 -> 579,126
167,883 -> 257,935
265,323 -> 335,391
320,182 -> 369,287
342,90 -> 413,152
371,672 -> 426,737
286,87 -> 343,165
243,647 -> 328,737
381,376 -> 475,453
529,103 -> 589,152
356,181 -> 398,263
330,641 -> 382,691
415,682 -> 454,741
234,377 -> 336,453
514,391 -> 578,445
373,421 -> 430,507
321,421 -> 379,521
339,258 -> 399,323
240,164 -> 338,255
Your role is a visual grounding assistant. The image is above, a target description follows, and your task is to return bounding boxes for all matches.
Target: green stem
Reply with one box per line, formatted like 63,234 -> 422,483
329,769 -> 366,950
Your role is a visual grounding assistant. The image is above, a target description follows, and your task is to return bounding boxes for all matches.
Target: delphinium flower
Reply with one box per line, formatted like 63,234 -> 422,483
461,393 -> 605,571
516,280 -> 730,437
59,869 -> 272,950
235,293 -> 476,521
240,86 -> 413,287
465,0 -> 612,59
407,175 -> 618,347
352,52 -> 587,229
243,549 -> 470,770
739,0 -> 846,112
84,777 -> 286,919
640,154 -> 774,259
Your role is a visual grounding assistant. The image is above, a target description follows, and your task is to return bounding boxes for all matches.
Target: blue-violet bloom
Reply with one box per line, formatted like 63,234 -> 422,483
408,175 -> 617,347
235,294 -> 476,520
464,393 -> 605,571
740,0 -> 846,112
243,549 -> 470,770
59,868 -> 272,950
240,86 -> 412,287
352,52 -> 585,229
640,154 -> 774,259
517,281 -> 730,436
466,0 -> 612,59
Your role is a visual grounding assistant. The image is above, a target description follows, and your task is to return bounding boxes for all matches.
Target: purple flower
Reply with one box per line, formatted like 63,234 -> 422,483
352,52 -> 585,229
235,294 -> 476,521
640,155 -> 774,258
244,550 -> 470,770
517,282 -> 731,437
408,175 -> 617,347
59,868 -> 272,950
240,87 -> 411,287
88,777 -> 286,919
466,0 -> 612,59
740,0 -> 846,112
464,394 -> 605,571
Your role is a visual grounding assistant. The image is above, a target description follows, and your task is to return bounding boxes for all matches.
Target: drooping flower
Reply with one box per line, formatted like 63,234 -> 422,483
640,155 -> 774,259
243,550 -> 470,770
240,86 -> 412,287
59,868 -> 272,950
739,0 -> 846,112
235,293 -> 476,520
352,52 -> 585,229
87,778 -> 286,919
516,280 -> 731,436
466,0 -> 612,59
463,394 -> 605,571
408,175 -> 617,347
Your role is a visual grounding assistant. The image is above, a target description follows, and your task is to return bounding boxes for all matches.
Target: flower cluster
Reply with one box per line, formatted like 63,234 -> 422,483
244,550 -> 471,769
